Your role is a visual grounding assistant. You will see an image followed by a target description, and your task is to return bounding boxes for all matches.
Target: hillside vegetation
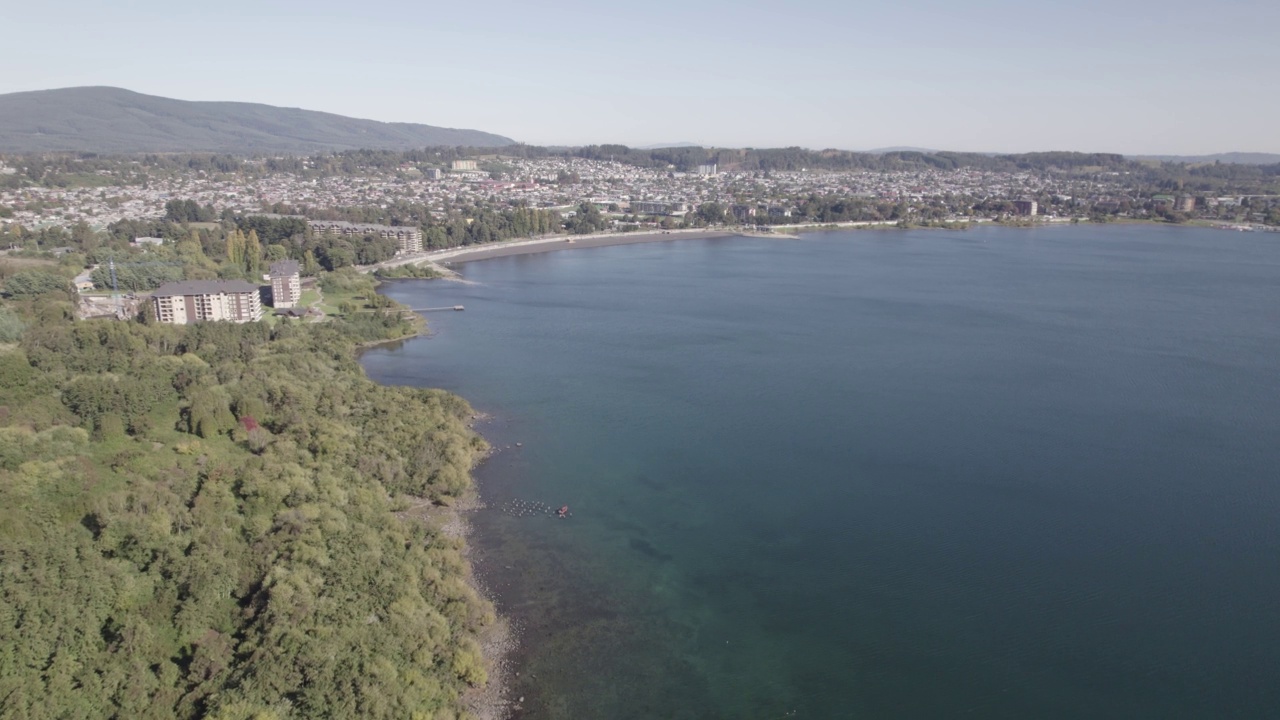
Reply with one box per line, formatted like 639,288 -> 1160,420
0,280 -> 493,719
0,87 -> 514,153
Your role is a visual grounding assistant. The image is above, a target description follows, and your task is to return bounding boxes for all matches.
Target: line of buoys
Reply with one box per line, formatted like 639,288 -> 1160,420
496,498 -> 572,518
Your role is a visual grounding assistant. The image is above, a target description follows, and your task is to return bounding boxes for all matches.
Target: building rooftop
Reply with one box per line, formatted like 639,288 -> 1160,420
308,219 -> 419,231
269,259 -> 300,277
152,280 -> 260,297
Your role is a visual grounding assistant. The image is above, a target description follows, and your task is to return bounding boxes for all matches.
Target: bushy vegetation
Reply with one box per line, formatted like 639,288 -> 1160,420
0,292 -> 492,719
2,270 -> 73,299
375,264 -> 443,280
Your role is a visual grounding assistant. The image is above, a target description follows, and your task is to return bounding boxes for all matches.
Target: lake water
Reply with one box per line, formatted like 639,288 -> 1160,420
361,225 -> 1280,719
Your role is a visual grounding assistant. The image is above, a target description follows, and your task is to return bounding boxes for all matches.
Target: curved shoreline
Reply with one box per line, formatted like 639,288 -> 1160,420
369,229 -> 741,274
439,230 -> 739,265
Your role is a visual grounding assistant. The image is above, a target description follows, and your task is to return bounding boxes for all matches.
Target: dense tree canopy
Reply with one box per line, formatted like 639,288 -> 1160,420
0,290 -> 493,719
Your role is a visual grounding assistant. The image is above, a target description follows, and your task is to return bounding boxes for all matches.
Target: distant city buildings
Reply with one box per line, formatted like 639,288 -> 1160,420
152,280 -> 263,324
697,163 -> 718,177
451,160 -> 478,171
307,220 -> 423,253
630,201 -> 689,216
10,152 -> 1265,245
132,236 -> 164,246
1013,199 -> 1038,216
269,259 -> 301,308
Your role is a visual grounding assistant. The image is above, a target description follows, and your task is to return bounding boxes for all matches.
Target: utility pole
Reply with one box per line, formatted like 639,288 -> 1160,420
108,253 -> 121,318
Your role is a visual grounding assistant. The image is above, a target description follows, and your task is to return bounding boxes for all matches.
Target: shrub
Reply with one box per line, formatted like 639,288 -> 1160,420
3,270 -> 71,299
0,307 -> 24,342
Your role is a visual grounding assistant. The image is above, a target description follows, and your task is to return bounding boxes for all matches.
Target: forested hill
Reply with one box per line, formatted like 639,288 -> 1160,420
1132,152 -> 1280,166
0,87 -> 514,153
567,145 -> 1138,173
0,270 -> 495,718
416,143 -> 1144,174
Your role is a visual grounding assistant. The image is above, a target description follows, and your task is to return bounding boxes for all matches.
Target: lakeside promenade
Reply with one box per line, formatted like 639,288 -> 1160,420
359,216 -> 1280,278
361,219 -> 977,276
362,228 -> 741,275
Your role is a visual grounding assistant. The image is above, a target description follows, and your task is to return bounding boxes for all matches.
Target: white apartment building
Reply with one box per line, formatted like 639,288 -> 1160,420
269,259 -> 302,308
306,220 -> 423,254
152,280 -> 263,324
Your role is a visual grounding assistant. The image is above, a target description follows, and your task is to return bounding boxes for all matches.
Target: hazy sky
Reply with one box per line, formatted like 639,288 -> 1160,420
5,0 -> 1278,153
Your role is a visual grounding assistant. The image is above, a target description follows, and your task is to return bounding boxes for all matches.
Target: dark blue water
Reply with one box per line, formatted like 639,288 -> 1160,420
362,225 -> 1280,719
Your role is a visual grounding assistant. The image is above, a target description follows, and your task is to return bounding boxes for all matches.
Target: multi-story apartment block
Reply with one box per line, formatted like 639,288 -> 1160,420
630,201 -> 690,216
307,221 -> 423,254
451,159 -> 478,171
1013,199 -> 1039,216
269,259 -> 302,308
152,280 -> 263,324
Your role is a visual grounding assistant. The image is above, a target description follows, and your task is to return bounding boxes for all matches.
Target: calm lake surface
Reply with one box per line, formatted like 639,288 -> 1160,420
362,225 -> 1280,719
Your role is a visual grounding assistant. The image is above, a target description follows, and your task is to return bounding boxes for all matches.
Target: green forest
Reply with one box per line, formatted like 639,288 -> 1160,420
0,277 -> 494,718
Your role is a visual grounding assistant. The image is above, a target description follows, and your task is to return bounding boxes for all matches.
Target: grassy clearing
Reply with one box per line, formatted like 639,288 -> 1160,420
0,256 -> 59,270
317,268 -> 383,318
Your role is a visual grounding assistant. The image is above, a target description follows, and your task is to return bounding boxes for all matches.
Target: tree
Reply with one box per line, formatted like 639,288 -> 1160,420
318,245 -> 354,270
696,202 -> 726,225
226,230 -> 246,268
244,230 -> 263,275
565,202 -> 606,235
3,270 -> 71,299
0,306 -> 25,341
302,250 -> 321,276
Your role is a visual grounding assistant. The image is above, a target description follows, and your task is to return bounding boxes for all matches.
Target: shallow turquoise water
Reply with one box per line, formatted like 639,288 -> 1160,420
362,225 -> 1280,719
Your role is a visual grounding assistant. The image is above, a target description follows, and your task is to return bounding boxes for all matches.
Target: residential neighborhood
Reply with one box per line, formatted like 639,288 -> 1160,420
4,153 -> 1277,236
2,150 -> 1278,324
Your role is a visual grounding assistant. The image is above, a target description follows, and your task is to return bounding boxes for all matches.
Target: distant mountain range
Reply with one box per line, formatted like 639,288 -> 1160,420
0,87 -> 514,153
1130,152 -> 1280,165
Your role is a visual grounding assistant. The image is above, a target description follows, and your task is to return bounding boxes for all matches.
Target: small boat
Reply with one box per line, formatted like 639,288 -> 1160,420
557,505 -> 569,518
